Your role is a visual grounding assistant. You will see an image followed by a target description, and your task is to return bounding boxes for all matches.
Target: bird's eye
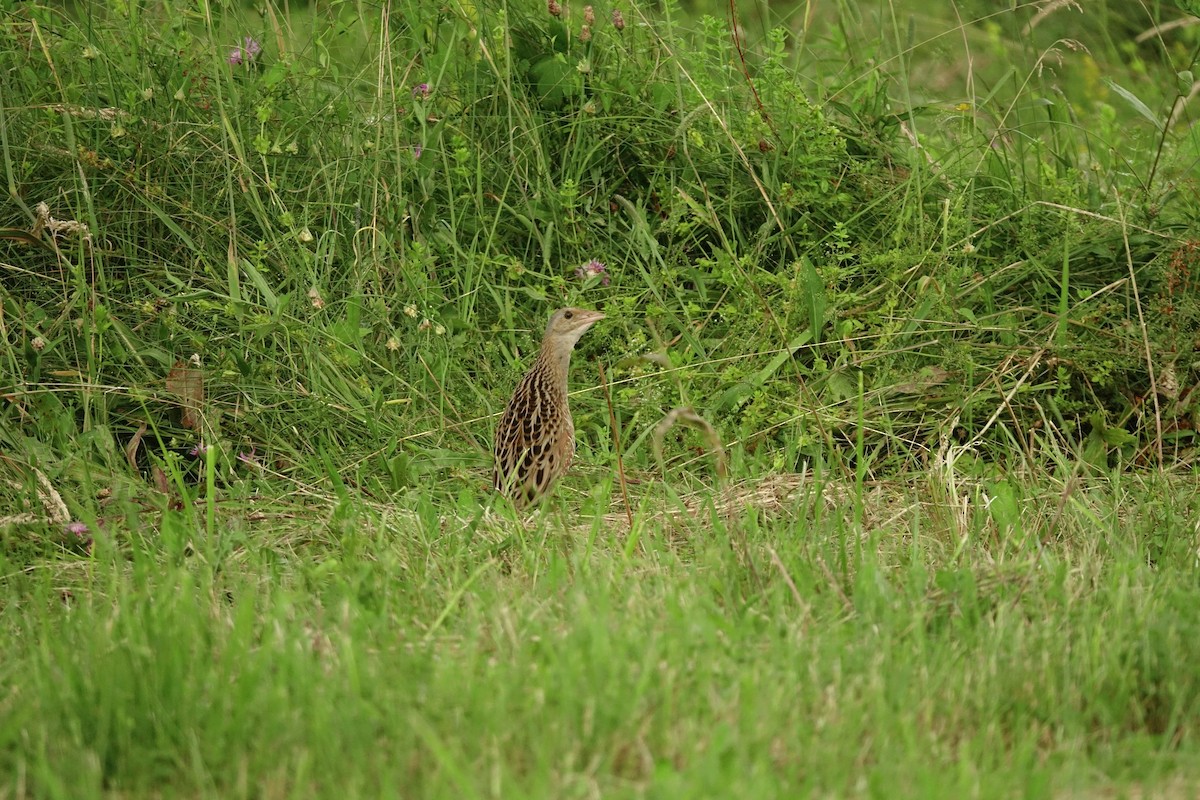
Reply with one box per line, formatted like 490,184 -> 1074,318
564,311 -> 574,320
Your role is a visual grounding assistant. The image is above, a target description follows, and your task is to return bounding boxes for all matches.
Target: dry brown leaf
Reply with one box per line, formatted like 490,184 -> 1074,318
125,420 -> 148,471
166,355 -> 204,430
152,465 -> 171,495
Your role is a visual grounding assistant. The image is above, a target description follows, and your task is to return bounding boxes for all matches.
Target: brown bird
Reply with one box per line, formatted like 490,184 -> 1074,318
493,307 -> 605,508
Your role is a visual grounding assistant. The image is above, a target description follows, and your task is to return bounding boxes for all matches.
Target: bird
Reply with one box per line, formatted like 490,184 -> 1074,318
493,307 -> 605,508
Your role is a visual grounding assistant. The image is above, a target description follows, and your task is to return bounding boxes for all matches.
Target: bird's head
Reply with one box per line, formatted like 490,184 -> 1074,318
543,307 -> 604,349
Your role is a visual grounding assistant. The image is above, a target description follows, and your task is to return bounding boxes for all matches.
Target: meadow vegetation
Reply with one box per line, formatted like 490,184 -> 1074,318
2,0 -> 1200,796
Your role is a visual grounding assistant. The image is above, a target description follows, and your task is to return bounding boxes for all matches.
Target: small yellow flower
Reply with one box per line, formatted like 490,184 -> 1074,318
386,336 -> 401,351
955,102 -> 972,112
404,303 -> 419,318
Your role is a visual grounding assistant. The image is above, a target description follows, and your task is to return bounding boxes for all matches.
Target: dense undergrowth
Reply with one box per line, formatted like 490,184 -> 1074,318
3,0 -> 1198,517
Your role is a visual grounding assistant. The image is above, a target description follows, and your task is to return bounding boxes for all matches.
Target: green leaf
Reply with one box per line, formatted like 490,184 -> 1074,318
239,258 -> 279,311
649,83 -> 674,112
1101,425 -> 1138,448
986,480 -> 1021,532
527,52 -> 582,108
261,61 -> 288,89
1103,79 -> 1162,131
754,332 -> 813,386
799,256 -> 826,345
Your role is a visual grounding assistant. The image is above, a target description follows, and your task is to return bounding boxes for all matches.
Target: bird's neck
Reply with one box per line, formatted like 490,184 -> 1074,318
536,340 -> 575,388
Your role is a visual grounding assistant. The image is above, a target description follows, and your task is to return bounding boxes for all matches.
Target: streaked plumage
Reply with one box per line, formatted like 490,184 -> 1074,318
493,307 -> 604,508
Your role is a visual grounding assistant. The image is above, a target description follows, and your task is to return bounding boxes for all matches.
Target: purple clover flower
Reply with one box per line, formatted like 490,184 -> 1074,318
575,259 -> 610,287
228,36 -> 262,66
65,520 -> 89,537
412,83 -> 430,99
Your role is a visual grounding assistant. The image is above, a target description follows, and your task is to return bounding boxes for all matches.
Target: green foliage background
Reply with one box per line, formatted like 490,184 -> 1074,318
4,2 -> 1199,516
3,0 -> 1200,504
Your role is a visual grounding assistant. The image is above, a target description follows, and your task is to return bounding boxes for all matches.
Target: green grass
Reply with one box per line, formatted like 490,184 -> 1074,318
5,473 -> 1200,797
3,0 -> 1200,796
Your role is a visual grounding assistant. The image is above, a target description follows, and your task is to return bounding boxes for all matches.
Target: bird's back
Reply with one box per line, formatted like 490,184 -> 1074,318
493,359 -> 574,508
